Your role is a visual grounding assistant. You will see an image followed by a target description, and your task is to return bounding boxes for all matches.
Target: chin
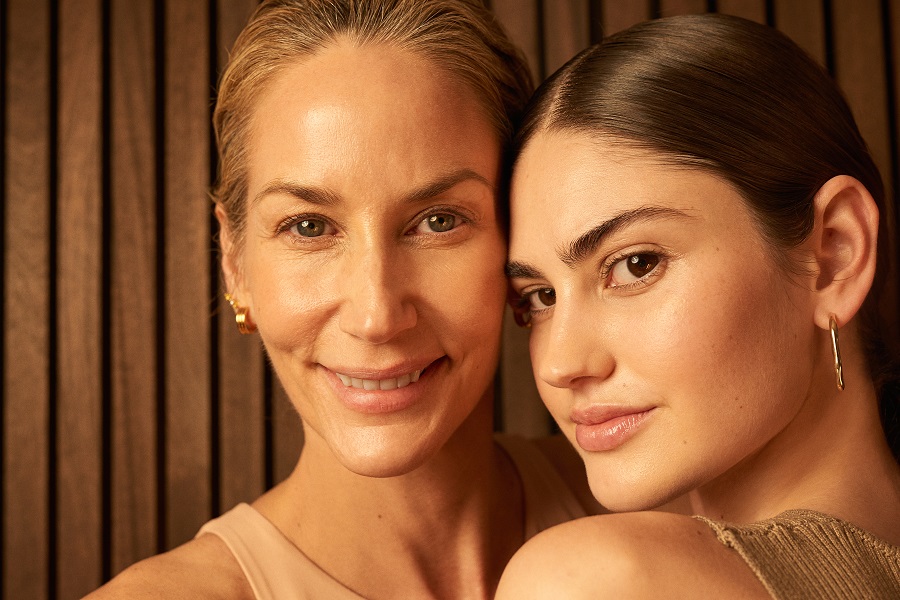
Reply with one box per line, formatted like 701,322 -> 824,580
329,425 -> 449,478
586,465 -> 687,514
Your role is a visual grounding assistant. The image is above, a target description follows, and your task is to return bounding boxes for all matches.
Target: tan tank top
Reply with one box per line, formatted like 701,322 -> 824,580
197,435 -> 587,599
696,509 -> 900,599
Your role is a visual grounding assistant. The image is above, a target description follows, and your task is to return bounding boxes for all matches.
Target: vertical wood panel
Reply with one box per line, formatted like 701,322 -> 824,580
832,0 -> 892,200
774,0 -> 827,65
542,0 -> 590,76
887,0 -> 900,351
56,0 -> 103,595
491,0 -> 542,86
110,0 -> 158,574
716,0 -> 766,22
164,0 -> 212,547
492,1 -> 550,436
602,0 -> 652,35
216,0 -> 267,511
659,0 -> 707,17
272,382 -> 303,484
3,2 -> 51,597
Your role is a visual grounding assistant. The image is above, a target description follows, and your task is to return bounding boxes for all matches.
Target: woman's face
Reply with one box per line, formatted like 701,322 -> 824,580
508,132 -> 819,511
227,42 -> 506,476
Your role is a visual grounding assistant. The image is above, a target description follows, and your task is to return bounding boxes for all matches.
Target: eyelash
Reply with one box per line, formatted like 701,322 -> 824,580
274,206 -> 473,241
600,248 -> 669,291
511,248 -> 669,327
275,213 -> 336,241
406,205 -> 473,236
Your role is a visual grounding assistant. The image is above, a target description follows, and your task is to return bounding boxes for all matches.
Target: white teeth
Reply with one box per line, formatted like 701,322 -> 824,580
335,369 -> 423,390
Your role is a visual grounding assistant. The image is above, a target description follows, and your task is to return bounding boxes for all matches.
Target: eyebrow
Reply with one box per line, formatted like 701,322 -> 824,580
559,206 -> 694,267
253,168 -> 492,208
505,206 -> 695,278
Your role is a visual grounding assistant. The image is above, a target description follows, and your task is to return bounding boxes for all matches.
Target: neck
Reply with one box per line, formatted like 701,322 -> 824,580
255,392 -> 524,599
687,345 -> 900,542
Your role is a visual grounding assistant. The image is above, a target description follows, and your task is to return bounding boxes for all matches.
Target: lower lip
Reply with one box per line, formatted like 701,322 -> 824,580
574,409 -> 654,452
329,359 -> 442,415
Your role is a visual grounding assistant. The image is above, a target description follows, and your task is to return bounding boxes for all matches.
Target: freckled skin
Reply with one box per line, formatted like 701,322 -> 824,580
509,132 -> 817,512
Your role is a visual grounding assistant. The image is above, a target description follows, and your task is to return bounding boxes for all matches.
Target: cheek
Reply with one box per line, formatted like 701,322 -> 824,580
243,250 -> 339,348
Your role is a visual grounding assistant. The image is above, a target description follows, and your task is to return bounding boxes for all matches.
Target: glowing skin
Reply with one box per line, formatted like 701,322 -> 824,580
226,42 -> 507,477
508,132 -> 819,512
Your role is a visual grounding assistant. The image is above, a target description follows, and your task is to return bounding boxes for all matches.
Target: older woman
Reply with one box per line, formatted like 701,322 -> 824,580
500,14 -> 900,599
88,1 -> 596,598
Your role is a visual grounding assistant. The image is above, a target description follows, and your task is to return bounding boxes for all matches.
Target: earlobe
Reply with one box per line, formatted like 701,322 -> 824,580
809,175 -> 879,330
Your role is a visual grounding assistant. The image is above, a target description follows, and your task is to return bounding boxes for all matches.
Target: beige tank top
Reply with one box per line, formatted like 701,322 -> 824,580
696,509 -> 900,599
197,434 -> 587,599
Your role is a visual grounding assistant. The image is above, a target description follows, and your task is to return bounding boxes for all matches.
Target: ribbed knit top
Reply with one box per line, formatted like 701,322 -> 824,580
696,509 -> 900,599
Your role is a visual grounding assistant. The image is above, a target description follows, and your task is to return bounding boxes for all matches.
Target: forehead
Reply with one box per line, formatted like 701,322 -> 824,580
509,130 -> 755,259
246,41 -> 500,199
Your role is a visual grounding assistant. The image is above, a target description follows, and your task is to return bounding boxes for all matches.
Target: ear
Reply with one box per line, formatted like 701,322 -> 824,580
215,203 -> 245,299
808,175 -> 879,330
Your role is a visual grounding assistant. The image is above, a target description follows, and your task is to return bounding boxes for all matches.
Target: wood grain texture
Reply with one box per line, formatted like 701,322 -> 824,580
659,0 -> 707,17
215,0 -> 268,512
602,0 -> 652,35
542,0 -> 590,76
164,0 -> 213,548
886,0 -> 900,351
3,2 -> 51,598
716,0 -> 766,23
491,0 -> 543,86
2,1 -> 900,594
56,0 -> 104,595
774,0 -> 826,65
272,381 -> 303,486
109,0 -> 159,575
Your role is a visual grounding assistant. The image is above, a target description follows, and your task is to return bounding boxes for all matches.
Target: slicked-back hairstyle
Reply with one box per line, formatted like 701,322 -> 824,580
514,13 -> 897,455
213,0 -> 533,248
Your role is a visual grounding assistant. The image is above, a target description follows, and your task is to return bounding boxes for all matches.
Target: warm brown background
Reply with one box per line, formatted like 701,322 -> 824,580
3,0 -> 898,597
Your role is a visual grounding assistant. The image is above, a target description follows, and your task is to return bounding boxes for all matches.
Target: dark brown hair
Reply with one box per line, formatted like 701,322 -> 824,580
514,13 -> 898,456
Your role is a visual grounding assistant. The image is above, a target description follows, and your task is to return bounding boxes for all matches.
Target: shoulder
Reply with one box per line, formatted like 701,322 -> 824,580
84,534 -> 252,600
495,512 -> 770,600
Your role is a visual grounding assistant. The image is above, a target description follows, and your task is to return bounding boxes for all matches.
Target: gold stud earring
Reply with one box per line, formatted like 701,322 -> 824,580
829,314 -> 844,391
224,293 -> 257,335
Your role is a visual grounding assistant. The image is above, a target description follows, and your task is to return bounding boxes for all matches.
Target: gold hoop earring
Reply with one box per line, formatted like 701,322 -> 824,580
224,293 -> 257,335
829,314 -> 844,391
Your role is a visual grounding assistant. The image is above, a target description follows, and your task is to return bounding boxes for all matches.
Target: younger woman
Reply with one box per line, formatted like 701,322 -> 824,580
500,14 -> 900,599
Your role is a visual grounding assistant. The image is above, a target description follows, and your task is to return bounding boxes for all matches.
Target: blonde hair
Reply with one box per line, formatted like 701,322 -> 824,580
213,0 -> 533,247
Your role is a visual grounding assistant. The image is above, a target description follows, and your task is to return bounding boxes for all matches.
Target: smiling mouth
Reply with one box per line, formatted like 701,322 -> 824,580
334,369 -> 423,391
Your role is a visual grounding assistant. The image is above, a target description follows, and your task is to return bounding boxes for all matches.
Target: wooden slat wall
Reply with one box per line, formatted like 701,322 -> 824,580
2,1 -> 899,597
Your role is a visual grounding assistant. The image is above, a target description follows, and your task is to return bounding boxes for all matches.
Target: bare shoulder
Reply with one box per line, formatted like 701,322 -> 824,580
496,511 -> 769,600
84,534 -> 252,600
532,434 -> 605,514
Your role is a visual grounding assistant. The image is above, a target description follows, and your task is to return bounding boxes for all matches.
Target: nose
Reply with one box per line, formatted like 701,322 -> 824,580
534,295 -> 614,389
338,243 -> 417,344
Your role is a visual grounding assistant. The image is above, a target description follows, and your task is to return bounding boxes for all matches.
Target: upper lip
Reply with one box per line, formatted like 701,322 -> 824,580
326,357 -> 441,380
570,404 -> 654,425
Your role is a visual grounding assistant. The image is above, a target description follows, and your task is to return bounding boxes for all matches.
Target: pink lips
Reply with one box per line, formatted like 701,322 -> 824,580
572,405 -> 654,452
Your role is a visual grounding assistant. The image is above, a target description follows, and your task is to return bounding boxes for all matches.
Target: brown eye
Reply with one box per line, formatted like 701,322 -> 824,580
528,287 -> 555,310
626,254 -> 659,278
608,252 -> 663,289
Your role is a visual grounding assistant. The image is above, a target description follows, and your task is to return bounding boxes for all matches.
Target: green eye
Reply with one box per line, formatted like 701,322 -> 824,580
294,219 -> 327,237
425,213 -> 455,232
